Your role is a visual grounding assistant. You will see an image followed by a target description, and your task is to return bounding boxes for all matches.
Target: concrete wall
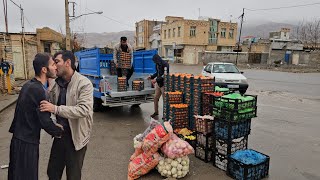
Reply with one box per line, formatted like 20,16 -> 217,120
183,45 -> 205,64
301,51 -> 320,66
199,51 -> 248,65
268,50 -> 285,64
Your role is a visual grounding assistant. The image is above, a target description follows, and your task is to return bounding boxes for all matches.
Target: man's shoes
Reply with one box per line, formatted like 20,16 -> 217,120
150,112 -> 159,118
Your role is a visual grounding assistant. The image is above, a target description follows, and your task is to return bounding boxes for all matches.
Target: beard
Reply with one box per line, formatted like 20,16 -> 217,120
46,69 -> 56,79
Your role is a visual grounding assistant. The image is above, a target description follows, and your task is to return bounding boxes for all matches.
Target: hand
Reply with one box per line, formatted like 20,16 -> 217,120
40,100 -> 55,113
147,76 -> 151,80
55,123 -> 64,131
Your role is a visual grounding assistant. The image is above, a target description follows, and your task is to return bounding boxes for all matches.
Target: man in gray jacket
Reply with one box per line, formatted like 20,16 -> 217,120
113,36 -> 134,86
40,50 -> 93,180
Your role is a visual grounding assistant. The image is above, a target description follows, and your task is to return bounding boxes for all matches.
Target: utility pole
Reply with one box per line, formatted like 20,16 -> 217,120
8,0 -> 27,79
65,0 -> 71,50
235,8 -> 244,65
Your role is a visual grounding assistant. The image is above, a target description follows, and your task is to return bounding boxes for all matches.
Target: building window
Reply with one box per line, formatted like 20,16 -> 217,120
173,28 -> 176,37
209,32 -> 217,44
139,26 -> 144,33
168,29 -> 171,38
164,30 -> 166,39
138,36 -> 143,44
221,28 -> 226,38
229,29 -> 234,39
190,26 -> 196,37
178,27 -> 181,37
44,42 -> 51,53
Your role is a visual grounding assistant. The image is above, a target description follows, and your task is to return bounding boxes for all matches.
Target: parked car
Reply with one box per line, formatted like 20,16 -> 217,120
201,62 -> 248,94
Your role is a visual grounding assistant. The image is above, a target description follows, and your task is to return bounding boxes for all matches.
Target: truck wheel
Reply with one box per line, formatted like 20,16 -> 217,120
132,104 -> 141,107
93,98 -> 102,112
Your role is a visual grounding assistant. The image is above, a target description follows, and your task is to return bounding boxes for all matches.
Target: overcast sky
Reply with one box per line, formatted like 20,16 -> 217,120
1,0 -> 320,34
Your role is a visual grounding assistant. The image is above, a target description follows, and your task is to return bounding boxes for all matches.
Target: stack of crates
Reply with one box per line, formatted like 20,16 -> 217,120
194,115 -> 214,163
163,91 -> 184,121
117,77 -> 127,92
109,61 -> 117,75
169,104 -> 189,129
212,93 -> 258,171
119,52 -> 132,69
190,76 -> 215,130
132,80 -> 144,91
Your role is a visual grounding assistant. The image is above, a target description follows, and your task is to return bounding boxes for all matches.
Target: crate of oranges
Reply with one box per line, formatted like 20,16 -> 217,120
117,77 -> 127,92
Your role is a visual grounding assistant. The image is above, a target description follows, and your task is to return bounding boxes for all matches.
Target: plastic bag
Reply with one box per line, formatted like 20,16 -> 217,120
136,118 -> 161,142
156,156 -> 190,179
161,134 -> 194,159
130,122 -> 173,160
141,122 -> 173,155
128,152 -> 160,180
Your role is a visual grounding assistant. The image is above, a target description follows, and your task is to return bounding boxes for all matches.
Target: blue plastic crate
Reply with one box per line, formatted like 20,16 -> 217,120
214,119 -> 251,140
227,149 -> 270,180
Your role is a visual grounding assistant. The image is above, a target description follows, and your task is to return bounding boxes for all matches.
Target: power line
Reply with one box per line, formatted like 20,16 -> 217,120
86,8 -> 133,28
245,2 -> 320,11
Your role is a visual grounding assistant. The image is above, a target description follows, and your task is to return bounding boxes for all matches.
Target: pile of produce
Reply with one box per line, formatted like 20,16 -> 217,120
157,156 -> 190,178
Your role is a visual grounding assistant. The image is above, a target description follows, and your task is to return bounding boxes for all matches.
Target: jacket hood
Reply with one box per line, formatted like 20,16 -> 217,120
152,54 -> 162,64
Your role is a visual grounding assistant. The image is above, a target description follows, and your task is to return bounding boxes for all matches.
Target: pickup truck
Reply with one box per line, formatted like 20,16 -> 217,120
75,48 -> 157,111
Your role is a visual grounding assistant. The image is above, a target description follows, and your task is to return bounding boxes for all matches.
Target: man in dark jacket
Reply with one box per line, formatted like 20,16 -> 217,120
8,53 -> 64,180
148,54 -> 169,118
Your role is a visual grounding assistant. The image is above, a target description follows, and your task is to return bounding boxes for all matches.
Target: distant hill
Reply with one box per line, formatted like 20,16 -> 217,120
241,21 -> 297,39
77,22 -> 298,48
78,30 -> 134,48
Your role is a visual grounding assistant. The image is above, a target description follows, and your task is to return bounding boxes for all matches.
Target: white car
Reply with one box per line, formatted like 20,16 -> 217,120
202,62 -> 248,94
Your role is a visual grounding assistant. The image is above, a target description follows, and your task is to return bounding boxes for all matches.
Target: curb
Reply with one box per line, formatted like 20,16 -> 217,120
0,97 -> 18,113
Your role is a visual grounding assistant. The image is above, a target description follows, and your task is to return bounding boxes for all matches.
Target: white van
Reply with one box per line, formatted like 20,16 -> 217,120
202,62 -> 248,94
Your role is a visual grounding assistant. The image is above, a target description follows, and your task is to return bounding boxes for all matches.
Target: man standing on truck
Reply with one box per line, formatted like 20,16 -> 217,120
113,36 -> 134,86
148,54 -> 169,118
39,50 -> 93,180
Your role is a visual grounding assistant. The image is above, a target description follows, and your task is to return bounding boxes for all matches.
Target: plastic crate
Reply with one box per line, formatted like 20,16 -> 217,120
214,94 -> 257,111
214,119 -> 251,140
169,104 -> 189,129
215,136 -> 248,156
196,132 -> 213,149
132,80 -> 144,91
214,152 -> 229,171
195,145 -> 212,163
227,149 -> 270,180
117,77 -> 127,92
195,115 -> 214,135
213,107 -> 257,121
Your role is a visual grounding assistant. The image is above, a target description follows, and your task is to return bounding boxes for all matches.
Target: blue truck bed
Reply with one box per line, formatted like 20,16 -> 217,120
75,48 -> 157,108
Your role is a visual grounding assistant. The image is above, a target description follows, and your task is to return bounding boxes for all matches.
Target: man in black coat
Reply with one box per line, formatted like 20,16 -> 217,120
148,54 -> 169,118
8,53 -> 64,180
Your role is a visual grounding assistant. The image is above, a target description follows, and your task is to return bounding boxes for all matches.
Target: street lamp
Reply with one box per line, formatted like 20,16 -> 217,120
70,11 -> 103,21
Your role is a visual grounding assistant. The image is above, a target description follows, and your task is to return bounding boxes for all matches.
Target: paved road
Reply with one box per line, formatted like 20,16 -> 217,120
0,64 -> 320,180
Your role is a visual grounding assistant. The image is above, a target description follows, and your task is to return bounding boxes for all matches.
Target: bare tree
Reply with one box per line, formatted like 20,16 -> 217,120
295,19 -> 320,49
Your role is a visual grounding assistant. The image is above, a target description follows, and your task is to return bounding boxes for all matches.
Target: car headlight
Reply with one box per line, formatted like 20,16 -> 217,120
241,79 -> 248,84
215,78 -> 224,83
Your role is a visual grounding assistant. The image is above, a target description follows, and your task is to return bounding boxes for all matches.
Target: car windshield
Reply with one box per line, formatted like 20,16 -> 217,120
212,64 -> 240,73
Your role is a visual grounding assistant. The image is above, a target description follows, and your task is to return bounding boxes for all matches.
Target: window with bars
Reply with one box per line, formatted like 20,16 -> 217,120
190,26 -> 196,37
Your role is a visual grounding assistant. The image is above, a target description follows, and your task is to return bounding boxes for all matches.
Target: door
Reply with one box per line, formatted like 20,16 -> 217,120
292,54 -> 299,65
202,64 -> 213,77
12,46 -> 25,79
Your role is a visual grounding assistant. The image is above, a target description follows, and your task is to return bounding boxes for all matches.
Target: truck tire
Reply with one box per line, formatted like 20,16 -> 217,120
132,104 -> 141,107
93,97 -> 103,112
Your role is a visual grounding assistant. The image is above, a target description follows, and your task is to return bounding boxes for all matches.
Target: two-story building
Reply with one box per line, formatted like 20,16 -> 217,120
135,20 -> 165,50
161,16 -> 238,64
